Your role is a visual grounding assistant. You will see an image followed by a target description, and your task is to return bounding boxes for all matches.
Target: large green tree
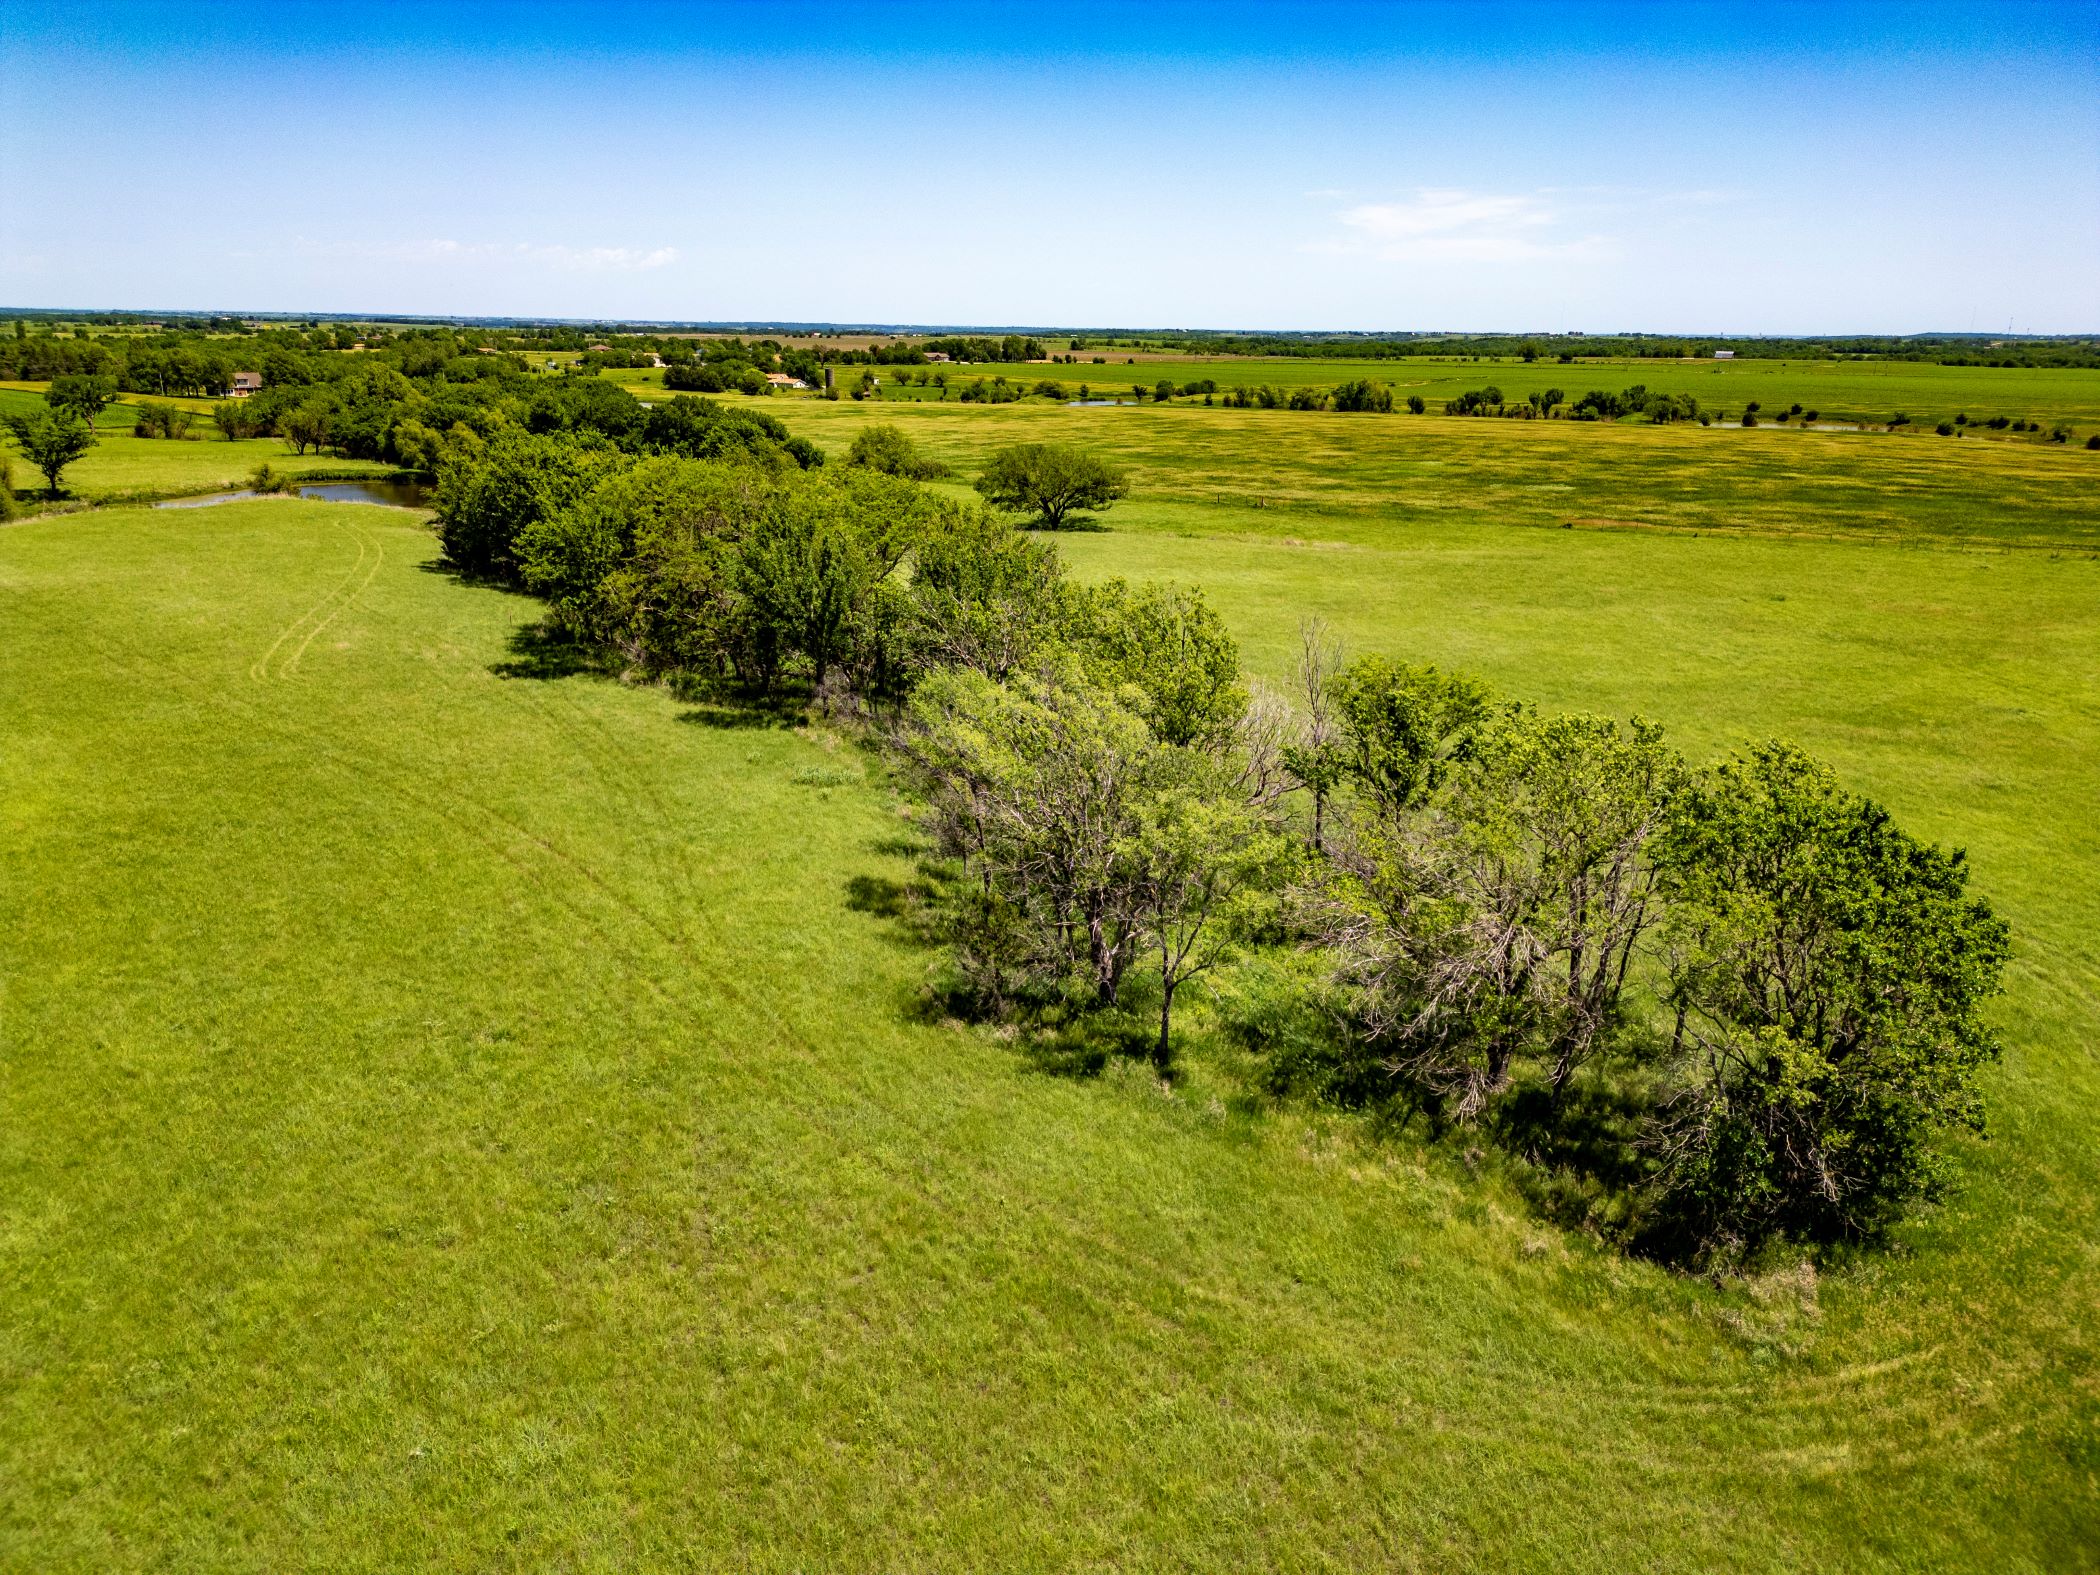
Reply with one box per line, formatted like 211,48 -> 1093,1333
973,442 -> 1127,530
3,409 -> 98,496
1648,744 -> 2010,1259
45,373 -> 119,429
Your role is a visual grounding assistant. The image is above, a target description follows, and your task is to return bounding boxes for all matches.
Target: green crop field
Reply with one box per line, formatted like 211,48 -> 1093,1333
4,387 -> 2096,1569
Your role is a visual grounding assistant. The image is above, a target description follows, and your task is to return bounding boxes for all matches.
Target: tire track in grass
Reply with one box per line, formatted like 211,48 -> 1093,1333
248,516 -> 368,683
25,539 -> 2012,1506
282,524 -> 385,678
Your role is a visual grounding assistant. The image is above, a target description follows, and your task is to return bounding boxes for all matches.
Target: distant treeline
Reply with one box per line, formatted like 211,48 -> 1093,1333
1118,333 -> 2100,369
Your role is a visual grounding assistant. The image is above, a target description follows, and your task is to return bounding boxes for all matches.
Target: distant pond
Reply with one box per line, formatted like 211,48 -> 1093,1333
157,478 -> 431,510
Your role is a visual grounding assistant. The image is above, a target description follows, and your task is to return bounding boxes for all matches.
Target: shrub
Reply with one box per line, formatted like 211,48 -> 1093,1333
1330,379 -> 1394,414
845,423 -> 947,479
212,399 -> 267,440
132,401 -> 195,439
435,429 -> 629,581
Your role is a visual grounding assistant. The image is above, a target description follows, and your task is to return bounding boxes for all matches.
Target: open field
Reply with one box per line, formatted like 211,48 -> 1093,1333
599,357 -> 2100,433
3,451 -> 2095,1568
756,398 -> 2100,550
0,386 -> 392,505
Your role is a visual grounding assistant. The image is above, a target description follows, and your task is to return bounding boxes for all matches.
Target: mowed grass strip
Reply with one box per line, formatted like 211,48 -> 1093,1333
1,501 -> 2093,1571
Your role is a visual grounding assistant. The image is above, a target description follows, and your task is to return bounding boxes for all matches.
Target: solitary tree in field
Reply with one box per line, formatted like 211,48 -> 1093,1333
974,443 -> 1128,530
46,374 -> 118,430
3,409 -> 97,496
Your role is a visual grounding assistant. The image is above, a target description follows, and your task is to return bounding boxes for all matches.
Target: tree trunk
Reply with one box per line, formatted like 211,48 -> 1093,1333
1088,906 -> 1117,1007
1156,979 -> 1176,1071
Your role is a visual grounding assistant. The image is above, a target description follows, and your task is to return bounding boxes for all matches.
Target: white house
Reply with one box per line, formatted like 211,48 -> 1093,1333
227,371 -> 263,397
765,372 -> 809,389
1713,350 -> 1735,360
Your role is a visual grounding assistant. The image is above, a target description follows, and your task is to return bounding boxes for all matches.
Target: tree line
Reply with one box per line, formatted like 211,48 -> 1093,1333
428,425 -> 2010,1273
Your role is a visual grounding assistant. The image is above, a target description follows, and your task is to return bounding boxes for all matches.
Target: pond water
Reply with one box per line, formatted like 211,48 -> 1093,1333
156,478 -> 431,510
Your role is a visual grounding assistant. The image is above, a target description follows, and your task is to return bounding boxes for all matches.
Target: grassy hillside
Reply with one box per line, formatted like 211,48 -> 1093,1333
2,495 -> 2092,1571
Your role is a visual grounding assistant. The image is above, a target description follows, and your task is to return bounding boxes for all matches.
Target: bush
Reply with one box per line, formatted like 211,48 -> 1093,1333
1935,422 -> 1955,436
1330,379 -> 1394,414
212,399 -> 267,440
132,401 -> 195,439
846,423 -> 947,479
434,429 -> 629,581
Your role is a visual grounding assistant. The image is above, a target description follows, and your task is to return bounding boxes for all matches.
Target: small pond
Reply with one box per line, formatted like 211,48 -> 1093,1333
157,478 -> 431,510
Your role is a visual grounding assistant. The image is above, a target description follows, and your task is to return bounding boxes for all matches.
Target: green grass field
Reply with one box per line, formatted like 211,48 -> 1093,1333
603,356 -> 2100,434
0,386 -> 393,505
4,406 -> 2095,1569
759,399 -> 2100,550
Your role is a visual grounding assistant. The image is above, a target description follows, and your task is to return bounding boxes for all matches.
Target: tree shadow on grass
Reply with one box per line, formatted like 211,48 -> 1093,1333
1490,1075 -> 1657,1236
1018,1016 -> 1158,1081
488,622 -> 610,681
675,699 -> 805,729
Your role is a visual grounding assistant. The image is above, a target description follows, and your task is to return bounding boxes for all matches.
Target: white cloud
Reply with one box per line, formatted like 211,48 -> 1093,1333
520,244 -> 679,272
1320,188 -> 1615,263
289,237 -> 679,272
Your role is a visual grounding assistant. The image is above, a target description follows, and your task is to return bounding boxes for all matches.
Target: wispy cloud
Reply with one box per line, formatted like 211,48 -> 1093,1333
1320,188 -> 1611,263
289,238 -> 679,272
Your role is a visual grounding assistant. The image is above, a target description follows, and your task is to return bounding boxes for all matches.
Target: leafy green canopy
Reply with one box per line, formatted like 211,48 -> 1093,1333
973,442 -> 1128,530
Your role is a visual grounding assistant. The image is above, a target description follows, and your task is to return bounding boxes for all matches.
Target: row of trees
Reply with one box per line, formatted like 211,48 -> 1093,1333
430,430 -> 2011,1270
900,607 -> 2010,1265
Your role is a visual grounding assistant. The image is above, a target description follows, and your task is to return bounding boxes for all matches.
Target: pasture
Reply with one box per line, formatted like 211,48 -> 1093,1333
3,389 -> 2096,1568
600,356 -> 2100,434
0,385 -> 392,505
761,397 -> 2100,550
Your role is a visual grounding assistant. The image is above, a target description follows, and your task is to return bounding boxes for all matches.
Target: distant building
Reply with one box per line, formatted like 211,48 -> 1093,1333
765,372 -> 809,389
924,351 -> 951,362
227,371 -> 263,397
645,353 -> 666,368
587,342 -> 612,353
1713,350 -> 1736,360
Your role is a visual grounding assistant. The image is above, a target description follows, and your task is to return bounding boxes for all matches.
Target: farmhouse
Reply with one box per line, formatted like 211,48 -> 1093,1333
1713,349 -> 1736,360
765,371 -> 809,389
226,371 -> 263,397
924,351 -> 951,362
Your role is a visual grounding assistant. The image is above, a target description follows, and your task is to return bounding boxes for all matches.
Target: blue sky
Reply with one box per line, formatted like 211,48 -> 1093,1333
2,1 -> 2094,331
